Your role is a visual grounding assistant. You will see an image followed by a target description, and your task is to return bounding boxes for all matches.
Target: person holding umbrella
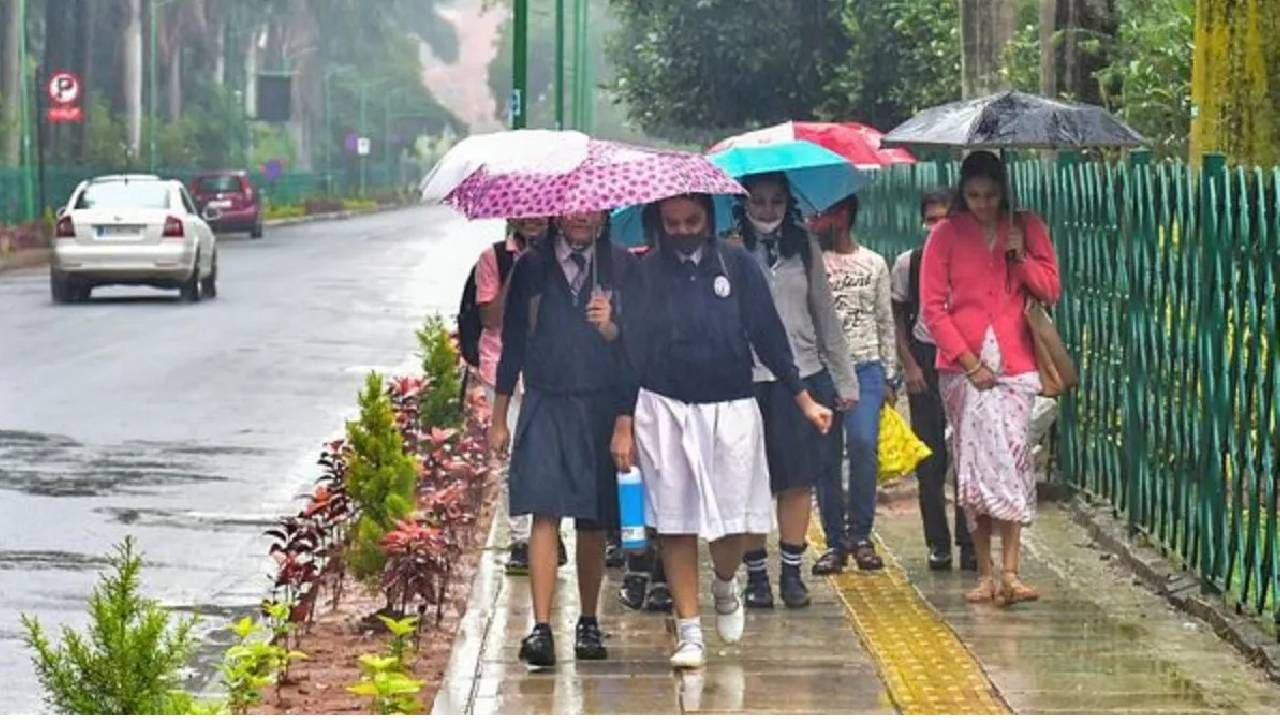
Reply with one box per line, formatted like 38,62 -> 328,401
488,209 -> 637,668
727,172 -> 858,609
613,193 -> 834,669
918,150 -> 1060,605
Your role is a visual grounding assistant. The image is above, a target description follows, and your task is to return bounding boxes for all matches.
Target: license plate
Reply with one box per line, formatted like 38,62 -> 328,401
95,225 -> 144,238
208,200 -> 232,209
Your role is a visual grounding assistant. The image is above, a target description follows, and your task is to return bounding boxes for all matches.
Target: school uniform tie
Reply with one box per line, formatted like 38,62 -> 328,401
569,251 -> 588,296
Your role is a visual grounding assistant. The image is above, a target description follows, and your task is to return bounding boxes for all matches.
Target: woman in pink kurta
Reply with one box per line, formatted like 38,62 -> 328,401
919,151 -> 1060,607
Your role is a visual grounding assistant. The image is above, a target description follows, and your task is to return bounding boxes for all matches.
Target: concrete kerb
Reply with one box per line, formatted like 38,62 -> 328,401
0,203 -> 410,275
1069,496 -> 1280,684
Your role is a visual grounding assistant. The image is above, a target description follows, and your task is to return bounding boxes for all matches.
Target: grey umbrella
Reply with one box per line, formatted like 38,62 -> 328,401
881,90 -> 1146,150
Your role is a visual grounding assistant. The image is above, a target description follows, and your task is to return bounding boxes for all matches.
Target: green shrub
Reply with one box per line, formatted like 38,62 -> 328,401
345,372 -> 418,585
416,315 -> 462,431
21,537 -> 208,714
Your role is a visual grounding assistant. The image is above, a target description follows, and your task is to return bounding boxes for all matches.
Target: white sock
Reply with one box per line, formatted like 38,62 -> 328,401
711,575 -> 736,599
677,618 -> 703,647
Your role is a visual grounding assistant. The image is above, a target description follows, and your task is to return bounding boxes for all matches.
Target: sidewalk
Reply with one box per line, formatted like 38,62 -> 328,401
435,487 -> 1280,715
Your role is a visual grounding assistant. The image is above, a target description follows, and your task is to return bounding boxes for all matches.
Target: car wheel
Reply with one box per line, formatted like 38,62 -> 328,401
201,252 -> 218,299
50,270 -> 71,303
250,217 -> 263,239
180,254 -> 202,303
75,284 -> 93,302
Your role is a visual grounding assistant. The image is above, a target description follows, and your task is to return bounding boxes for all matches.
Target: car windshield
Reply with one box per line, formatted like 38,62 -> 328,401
195,176 -> 242,193
74,180 -> 172,210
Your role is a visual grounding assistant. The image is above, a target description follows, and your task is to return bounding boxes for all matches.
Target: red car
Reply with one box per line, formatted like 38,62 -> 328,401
191,171 -> 264,238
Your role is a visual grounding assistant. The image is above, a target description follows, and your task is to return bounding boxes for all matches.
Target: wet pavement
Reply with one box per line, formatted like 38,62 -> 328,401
0,207 -> 502,713
437,485 -> 1280,714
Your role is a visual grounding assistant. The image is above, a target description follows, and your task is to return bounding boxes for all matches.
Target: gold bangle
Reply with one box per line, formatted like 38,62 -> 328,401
965,364 -> 983,378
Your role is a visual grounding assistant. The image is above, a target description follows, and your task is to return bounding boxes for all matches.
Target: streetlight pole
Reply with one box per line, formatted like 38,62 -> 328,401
554,0 -> 564,129
383,93 -> 392,193
16,0 -> 34,219
148,0 -> 158,171
512,0 -> 527,129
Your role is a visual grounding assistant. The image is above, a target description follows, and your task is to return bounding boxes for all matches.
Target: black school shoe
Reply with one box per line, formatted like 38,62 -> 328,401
743,571 -> 775,609
505,542 -> 530,576
644,582 -> 674,613
959,545 -> 978,572
618,573 -> 648,610
519,626 -> 556,668
575,619 -> 608,660
779,570 -> 811,609
928,546 -> 954,571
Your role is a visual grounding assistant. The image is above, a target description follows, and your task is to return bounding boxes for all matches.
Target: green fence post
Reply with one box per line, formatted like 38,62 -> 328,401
1197,152 -> 1228,589
1124,149 -> 1153,534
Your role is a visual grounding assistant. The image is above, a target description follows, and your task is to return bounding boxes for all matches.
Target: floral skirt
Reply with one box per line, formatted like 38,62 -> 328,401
938,328 -> 1041,529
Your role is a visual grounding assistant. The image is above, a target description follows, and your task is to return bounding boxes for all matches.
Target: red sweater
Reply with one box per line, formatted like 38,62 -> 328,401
920,211 -> 1061,374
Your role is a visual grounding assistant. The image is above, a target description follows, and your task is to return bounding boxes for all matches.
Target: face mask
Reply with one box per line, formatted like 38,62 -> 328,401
749,216 -> 784,236
664,232 -> 708,257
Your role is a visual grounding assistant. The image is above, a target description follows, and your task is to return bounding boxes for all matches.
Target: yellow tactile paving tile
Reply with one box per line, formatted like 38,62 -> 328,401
809,523 -> 1010,715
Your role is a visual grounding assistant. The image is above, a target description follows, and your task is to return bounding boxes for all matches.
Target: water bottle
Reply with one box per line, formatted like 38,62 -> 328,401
616,467 -> 647,551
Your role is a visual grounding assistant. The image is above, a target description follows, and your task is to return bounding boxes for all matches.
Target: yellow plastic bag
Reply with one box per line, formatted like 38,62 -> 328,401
877,405 -> 932,483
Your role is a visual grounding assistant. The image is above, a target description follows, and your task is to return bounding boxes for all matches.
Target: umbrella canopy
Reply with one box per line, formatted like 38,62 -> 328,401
444,139 -> 745,221
419,129 -> 590,205
709,121 -> 916,169
610,140 -> 870,248
706,141 -> 869,214
882,90 -> 1147,150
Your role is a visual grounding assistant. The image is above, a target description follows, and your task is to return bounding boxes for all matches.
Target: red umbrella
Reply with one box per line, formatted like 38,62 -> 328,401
709,121 -> 916,169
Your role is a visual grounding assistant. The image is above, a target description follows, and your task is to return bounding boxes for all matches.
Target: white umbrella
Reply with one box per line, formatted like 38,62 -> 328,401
419,129 -> 592,205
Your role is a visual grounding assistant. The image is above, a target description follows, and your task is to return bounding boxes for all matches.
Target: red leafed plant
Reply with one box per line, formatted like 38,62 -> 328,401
266,518 -> 322,638
388,376 -> 426,456
380,519 -> 451,623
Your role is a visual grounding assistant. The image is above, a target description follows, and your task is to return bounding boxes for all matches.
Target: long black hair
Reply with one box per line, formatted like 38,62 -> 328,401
952,150 -> 1011,215
736,172 -> 809,262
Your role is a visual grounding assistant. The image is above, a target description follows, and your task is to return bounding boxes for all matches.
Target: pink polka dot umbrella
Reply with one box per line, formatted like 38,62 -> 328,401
443,139 -> 746,220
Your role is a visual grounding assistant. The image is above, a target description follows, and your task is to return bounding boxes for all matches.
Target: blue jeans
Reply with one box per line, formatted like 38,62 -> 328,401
817,361 -> 886,549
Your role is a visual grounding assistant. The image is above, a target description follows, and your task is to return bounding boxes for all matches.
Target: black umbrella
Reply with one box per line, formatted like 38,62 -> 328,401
881,90 -> 1146,150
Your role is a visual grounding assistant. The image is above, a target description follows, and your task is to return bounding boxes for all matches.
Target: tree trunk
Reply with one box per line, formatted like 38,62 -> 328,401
960,0 -> 1016,98
1190,0 -> 1280,166
3,0 -> 22,164
1039,0 -> 1058,97
75,0 -> 95,161
122,0 -> 143,157
213,11 -> 226,86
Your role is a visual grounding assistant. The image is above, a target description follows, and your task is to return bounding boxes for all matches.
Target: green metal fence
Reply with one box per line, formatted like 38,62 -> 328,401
0,163 -> 408,225
859,154 -> 1279,629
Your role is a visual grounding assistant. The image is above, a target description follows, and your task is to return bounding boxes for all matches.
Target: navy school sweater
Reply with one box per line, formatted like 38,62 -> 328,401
495,235 -> 637,401
618,237 -> 803,413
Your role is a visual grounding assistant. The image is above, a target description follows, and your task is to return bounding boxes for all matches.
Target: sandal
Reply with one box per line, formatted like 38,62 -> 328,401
995,572 -> 1040,607
850,540 -> 884,571
964,576 -> 997,603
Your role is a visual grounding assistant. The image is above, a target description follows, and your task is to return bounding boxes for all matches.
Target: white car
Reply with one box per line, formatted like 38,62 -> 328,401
50,174 -> 219,303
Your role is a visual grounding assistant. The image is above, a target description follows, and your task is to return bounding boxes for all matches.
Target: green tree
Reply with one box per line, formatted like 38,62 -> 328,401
1095,0 -> 1193,158
417,315 -> 463,431
607,0 -> 850,143
821,0 -> 963,130
346,372 -> 419,586
21,537 -> 204,715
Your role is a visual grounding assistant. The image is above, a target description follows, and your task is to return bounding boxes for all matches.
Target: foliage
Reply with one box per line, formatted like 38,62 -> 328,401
1096,0 -> 1194,158
607,0 -> 850,143
821,0 -> 963,131
264,203 -> 306,221
378,615 -> 420,670
347,654 -> 423,715
416,315 -> 463,431
20,537 -> 204,715
345,372 -> 419,586
218,616 -> 304,714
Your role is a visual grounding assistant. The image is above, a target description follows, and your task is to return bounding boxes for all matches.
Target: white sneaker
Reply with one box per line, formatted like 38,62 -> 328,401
670,640 -> 705,669
711,576 -> 745,643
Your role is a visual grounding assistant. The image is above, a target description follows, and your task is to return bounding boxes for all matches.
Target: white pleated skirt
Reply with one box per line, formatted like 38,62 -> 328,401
633,388 -> 774,541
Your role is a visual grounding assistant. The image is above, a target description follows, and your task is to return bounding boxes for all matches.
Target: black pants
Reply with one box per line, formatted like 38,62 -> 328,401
909,339 -> 972,551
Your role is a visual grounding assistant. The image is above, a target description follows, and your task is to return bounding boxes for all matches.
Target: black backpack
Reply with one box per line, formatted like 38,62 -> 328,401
458,241 -> 516,368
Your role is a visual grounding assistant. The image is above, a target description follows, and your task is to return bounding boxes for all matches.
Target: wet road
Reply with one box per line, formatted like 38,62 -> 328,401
0,206 -> 501,712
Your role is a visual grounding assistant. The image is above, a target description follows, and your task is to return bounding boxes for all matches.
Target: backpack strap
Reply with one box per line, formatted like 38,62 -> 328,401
906,247 -> 923,334
494,240 -> 516,284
